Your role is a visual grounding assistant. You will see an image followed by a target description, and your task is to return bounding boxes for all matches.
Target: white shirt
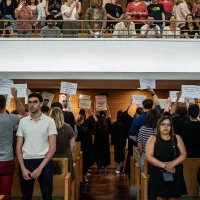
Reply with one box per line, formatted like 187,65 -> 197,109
112,22 -> 137,38
61,5 -> 77,20
163,26 -> 180,38
141,24 -> 160,38
16,114 -> 57,159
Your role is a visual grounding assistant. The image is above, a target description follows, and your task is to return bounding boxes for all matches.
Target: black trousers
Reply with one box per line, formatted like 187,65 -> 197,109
18,159 -> 54,200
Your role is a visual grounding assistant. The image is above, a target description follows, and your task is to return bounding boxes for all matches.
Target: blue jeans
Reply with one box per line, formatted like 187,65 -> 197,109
116,162 -> 120,170
18,159 -> 54,200
140,153 -> 146,172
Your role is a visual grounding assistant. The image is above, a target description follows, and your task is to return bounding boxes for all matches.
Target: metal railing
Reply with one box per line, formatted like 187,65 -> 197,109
0,19 -> 199,38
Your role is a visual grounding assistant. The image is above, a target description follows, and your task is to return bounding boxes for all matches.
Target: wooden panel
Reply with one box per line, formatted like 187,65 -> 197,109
141,173 -> 148,200
183,158 -> 200,196
135,163 -> 141,200
130,156 -> 135,186
12,79 -> 200,90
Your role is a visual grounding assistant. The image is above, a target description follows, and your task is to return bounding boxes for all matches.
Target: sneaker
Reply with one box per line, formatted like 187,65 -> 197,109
115,169 -> 120,174
84,177 -> 90,182
87,172 -> 91,176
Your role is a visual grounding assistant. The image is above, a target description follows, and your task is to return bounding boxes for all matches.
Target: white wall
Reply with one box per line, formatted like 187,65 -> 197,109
0,38 -> 200,79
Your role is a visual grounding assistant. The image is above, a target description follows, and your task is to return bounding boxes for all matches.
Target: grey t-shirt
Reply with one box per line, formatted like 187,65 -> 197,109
40,26 -> 61,38
0,114 -> 19,161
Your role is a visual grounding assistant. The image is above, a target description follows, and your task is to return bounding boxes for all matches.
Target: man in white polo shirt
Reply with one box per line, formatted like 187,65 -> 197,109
16,93 -> 57,200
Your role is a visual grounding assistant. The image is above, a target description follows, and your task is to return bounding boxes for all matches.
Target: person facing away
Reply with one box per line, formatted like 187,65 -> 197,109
112,13 -> 137,38
137,108 -> 161,172
49,107 -> 75,180
16,92 -> 57,200
40,14 -> 61,37
0,88 -> 25,200
111,110 -> 128,173
180,104 -> 200,158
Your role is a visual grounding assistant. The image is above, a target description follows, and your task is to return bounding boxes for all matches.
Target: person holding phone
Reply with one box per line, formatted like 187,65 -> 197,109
140,15 -> 162,38
15,0 -> 33,37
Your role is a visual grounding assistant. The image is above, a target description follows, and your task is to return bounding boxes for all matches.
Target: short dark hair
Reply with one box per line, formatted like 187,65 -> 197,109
28,92 -> 43,102
41,105 -> 50,113
46,15 -> 54,20
11,109 -> 19,114
79,109 -> 86,116
188,104 -> 199,118
0,95 -> 6,109
51,102 -> 63,110
142,99 -> 153,110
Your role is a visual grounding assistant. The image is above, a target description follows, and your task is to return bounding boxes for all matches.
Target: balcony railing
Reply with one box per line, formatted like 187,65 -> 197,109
0,19 -> 199,38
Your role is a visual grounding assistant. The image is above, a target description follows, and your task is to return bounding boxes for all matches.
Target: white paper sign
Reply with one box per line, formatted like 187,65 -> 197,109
95,96 -> 107,111
140,79 -> 156,90
79,94 -> 90,100
132,95 -> 146,105
42,92 -> 55,107
159,99 -> 167,109
13,84 -> 28,103
0,79 -> 13,89
169,91 -> 184,102
60,82 -> 77,95
0,80 -> 13,106
79,99 -> 92,109
182,85 -> 200,98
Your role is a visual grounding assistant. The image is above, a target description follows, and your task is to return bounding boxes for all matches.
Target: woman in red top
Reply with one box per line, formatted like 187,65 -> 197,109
125,0 -> 148,33
159,0 -> 173,25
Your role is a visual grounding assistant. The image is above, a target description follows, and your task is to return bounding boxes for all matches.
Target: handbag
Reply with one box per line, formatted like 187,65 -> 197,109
161,138 -> 177,183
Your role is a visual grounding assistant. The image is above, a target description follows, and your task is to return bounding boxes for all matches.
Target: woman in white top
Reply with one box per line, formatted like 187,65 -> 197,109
61,0 -> 80,37
163,15 -> 180,38
173,0 -> 190,28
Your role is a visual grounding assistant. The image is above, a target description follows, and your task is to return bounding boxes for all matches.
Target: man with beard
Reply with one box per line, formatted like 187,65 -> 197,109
16,92 -> 57,199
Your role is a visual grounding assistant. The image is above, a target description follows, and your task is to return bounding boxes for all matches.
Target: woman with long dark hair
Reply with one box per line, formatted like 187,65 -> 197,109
146,116 -> 187,200
137,108 -> 161,172
181,13 -> 199,38
91,105 -> 112,174
111,110 -> 127,173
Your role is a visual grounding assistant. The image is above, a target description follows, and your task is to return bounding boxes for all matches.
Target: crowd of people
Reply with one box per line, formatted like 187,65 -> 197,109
0,86 -> 200,200
0,0 -> 200,38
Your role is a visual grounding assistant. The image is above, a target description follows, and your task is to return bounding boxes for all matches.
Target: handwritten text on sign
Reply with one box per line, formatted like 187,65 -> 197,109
182,85 -> 200,98
132,95 -> 146,105
139,79 -> 156,90
60,82 -> 77,95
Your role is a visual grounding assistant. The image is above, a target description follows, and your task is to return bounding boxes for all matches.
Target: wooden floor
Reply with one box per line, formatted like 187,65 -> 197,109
80,169 -> 133,200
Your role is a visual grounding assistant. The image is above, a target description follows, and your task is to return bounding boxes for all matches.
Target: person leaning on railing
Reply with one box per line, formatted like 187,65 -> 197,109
0,16 -> 14,37
140,15 -> 162,38
181,13 -> 199,38
112,13 -> 136,38
61,0 -> 80,38
40,14 -> 61,37
162,14 -> 180,38
85,0 -> 107,38
15,0 -> 33,37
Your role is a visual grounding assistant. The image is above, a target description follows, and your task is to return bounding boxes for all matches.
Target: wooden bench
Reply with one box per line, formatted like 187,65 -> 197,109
12,158 -> 71,200
135,163 -> 141,200
129,156 -> 135,186
141,158 -> 200,199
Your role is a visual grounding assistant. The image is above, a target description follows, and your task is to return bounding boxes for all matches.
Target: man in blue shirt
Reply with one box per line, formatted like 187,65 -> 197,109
129,88 -> 161,143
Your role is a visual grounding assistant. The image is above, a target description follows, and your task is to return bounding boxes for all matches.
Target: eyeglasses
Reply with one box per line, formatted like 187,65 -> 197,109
160,123 -> 171,127
28,100 -> 39,104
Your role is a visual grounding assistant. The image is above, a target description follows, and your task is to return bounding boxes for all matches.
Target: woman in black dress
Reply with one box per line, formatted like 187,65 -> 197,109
91,106 -> 112,174
146,116 -> 187,200
111,110 -> 128,173
75,109 -> 95,181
